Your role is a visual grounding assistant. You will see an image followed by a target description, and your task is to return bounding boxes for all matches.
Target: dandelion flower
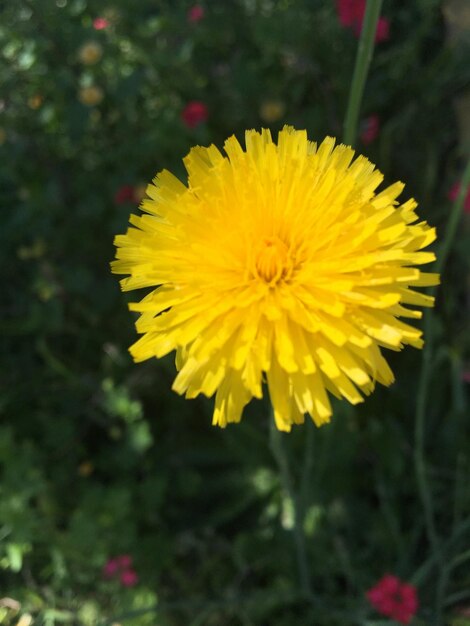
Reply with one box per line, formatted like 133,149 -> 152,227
112,127 -> 439,431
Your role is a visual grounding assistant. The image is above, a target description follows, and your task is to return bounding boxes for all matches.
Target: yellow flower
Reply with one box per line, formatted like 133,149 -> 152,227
260,100 -> 286,123
112,127 -> 439,431
77,461 -> 94,477
28,94 -> 43,110
78,85 -> 104,106
78,41 -> 103,65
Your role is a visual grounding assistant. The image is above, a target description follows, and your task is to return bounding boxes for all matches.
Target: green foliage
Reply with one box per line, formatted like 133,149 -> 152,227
1,0 -> 469,624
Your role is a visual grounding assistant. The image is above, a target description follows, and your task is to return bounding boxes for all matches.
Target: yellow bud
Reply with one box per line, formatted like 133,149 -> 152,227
78,86 -> 104,107
78,461 -> 94,477
28,94 -> 43,110
259,100 -> 286,123
78,41 -> 103,65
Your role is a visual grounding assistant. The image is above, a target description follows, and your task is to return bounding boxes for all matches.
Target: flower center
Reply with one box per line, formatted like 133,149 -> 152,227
253,236 -> 293,285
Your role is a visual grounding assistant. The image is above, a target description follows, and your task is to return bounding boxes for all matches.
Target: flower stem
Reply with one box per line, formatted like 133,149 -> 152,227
269,419 -> 314,602
343,0 -> 383,146
414,158 -> 470,623
435,160 -> 470,274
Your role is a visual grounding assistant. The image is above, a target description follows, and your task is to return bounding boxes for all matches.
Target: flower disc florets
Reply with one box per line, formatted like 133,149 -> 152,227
112,127 -> 439,431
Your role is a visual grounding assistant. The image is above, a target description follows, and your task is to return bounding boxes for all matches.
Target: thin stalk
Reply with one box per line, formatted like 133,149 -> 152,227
269,419 -> 314,602
413,158 -> 470,622
414,312 -> 439,553
435,160 -> 470,274
300,417 -> 315,518
343,0 -> 383,146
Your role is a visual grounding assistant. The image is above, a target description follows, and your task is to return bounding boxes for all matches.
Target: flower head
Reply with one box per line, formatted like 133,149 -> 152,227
112,127 -> 439,431
78,41 -> 103,65
337,0 -> 390,43
28,94 -> 43,110
181,101 -> 208,128
374,16 -> 390,43
188,5 -> 205,23
115,185 -> 135,204
260,100 -> 286,123
103,558 -> 120,578
102,554 -> 138,587
93,17 -> 109,30
116,554 -> 132,568
366,574 -> 419,624
360,114 -> 380,145
78,85 -> 104,106
120,569 -> 139,587
448,181 -> 470,213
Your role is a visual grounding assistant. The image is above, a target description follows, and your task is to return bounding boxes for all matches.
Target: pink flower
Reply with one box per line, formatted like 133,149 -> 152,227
360,114 -> 380,144
102,558 -> 119,578
93,17 -> 109,30
188,5 -> 205,23
366,574 -> 418,624
337,0 -> 358,27
337,0 -> 390,43
462,370 -> 470,383
117,554 -> 132,569
120,568 -> 139,587
448,182 -> 470,213
103,555 -> 139,587
374,17 -> 390,43
181,101 -> 208,129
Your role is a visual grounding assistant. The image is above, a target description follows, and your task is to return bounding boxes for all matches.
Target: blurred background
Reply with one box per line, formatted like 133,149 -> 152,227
1,0 -> 469,624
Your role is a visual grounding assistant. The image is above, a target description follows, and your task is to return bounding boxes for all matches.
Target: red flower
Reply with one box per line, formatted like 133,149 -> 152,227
337,0 -> 390,43
181,101 -> 208,129
188,5 -> 205,23
114,185 -> 137,205
120,568 -> 139,587
93,17 -> 109,30
360,114 -> 380,144
448,182 -> 470,213
366,574 -> 418,624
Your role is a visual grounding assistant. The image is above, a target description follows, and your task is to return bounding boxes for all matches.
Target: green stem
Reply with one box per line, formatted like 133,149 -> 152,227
300,417 -> 314,518
413,158 -> 470,622
269,419 -> 313,602
343,0 -> 383,146
435,160 -> 470,274
414,312 -> 439,553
